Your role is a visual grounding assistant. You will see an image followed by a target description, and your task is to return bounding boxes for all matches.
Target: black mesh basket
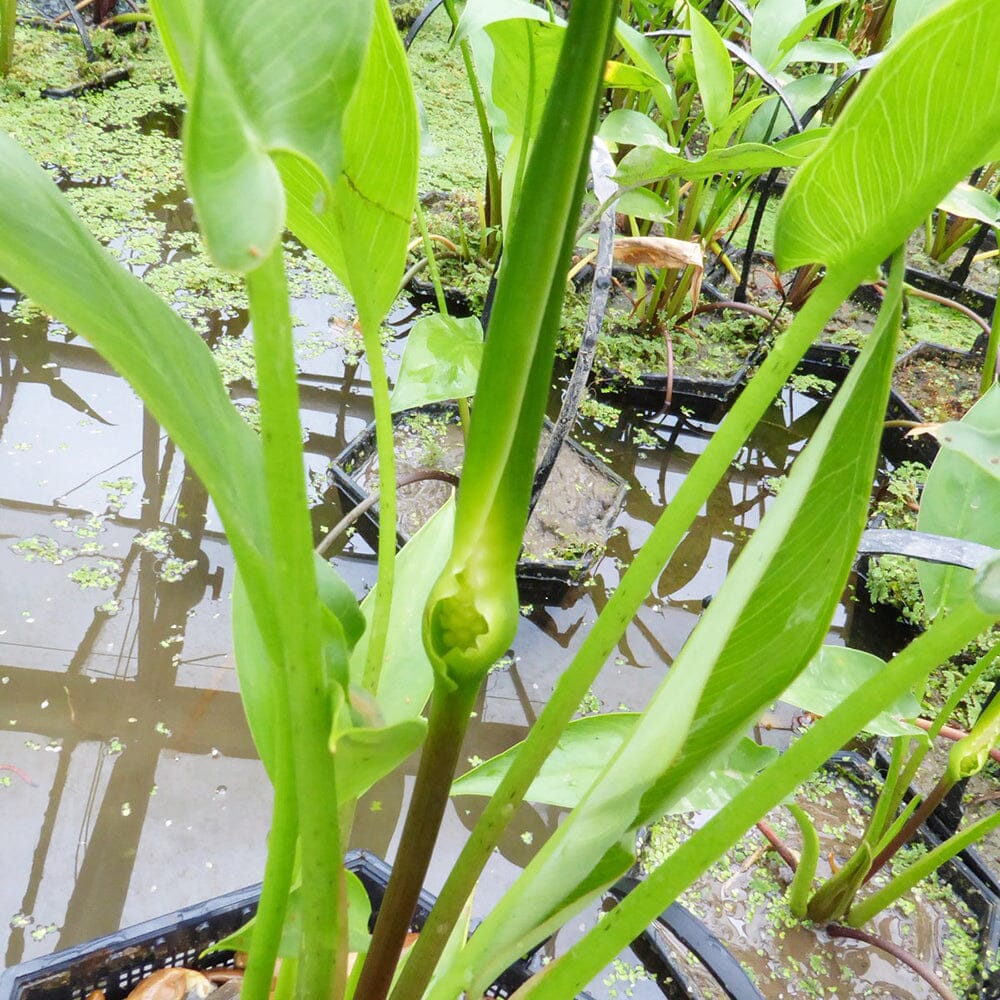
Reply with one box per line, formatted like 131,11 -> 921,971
0,851 -> 539,1000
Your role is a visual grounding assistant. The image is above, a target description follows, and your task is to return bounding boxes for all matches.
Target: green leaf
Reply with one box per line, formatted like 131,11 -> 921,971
454,0 -> 556,41
890,0 -> 952,43
209,872 -> 371,959
615,133 -> 823,187
389,315 -> 484,413
599,109 -> 677,154
780,646 -> 923,737
666,739 -> 780,814
774,0 -> 1000,277
0,131 -> 267,581
938,182 -> 1000,225
349,500 -> 456,724
688,8 -> 733,130
919,387 -> 1000,617
614,188 -> 672,224
279,0 -> 418,332
481,17 -> 564,225
453,717 -> 775,813
152,0 -> 417,330
332,715 -> 428,803
743,74 -> 835,145
181,0 -> 372,271
612,19 -> 676,119
234,556 -> 365,780
785,38 -> 857,65
750,0 -> 805,72
453,714 -> 639,808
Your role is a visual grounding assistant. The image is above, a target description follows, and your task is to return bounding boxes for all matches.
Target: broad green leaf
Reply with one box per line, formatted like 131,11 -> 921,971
349,500 -> 456,725
332,716 -> 428,803
615,188 -> 672,224
919,387 -> 1000,617
751,0 -> 805,72
279,0 -> 418,332
890,0 -> 952,43
780,646 -> 923,736
615,133 -> 823,187
938,182 -> 1000,225
974,554 -> 1000,615
234,555 -> 364,780
152,0 -> 417,330
599,109 -> 677,154
453,714 -> 639,808
389,314 -> 484,413
484,18 -> 564,226
785,38 -> 857,66
603,60 -> 676,122
0,132 -> 267,579
613,19 -> 676,119
452,718 -> 775,813
454,0 -> 556,41
688,8 -> 733,130
182,0 -> 372,271
774,0 -> 1000,276
743,74 -> 834,145
146,0 -> 199,92
436,239 -> 903,997
772,1 -> 845,72
667,739 -> 778,814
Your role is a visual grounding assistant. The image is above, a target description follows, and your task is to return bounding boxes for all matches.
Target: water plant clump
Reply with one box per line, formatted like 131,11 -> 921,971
641,767 -> 983,999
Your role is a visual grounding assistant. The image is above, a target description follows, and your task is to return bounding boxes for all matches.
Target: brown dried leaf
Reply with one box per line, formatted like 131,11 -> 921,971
612,236 -> 704,271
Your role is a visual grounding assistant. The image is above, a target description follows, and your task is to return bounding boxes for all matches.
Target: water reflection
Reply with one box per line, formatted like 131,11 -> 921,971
1,259 -> 862,984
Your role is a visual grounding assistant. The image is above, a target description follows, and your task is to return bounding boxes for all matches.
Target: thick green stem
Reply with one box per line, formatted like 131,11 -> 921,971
395,266 -> 860,1000
245,249 -> 344,1000
787,804 -> 819,919
240,709 -> 297,1000
361,314 -> 397,696
353,680 -> 478,1000
0,0 -> 14,76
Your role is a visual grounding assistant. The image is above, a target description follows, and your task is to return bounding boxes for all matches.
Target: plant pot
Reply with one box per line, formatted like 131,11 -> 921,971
0,851 -> 543,1000
884,341 -> 984,466
610,880 -> 766,1000
902,266 -> 997,323
329,403 -> 628,603
639,751 -> 1000,1000
594,278 -> 771,424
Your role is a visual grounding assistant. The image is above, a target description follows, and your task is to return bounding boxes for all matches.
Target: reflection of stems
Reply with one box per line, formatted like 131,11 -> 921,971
355,681 -> 478,1000
827,925 -> 958,1000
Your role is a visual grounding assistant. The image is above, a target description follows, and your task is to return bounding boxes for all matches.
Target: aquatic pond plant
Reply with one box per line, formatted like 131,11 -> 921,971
0,3 -> 999,1000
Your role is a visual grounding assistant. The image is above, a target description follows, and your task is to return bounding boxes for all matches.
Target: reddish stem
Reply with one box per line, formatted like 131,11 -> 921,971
827,924 -> 959,1000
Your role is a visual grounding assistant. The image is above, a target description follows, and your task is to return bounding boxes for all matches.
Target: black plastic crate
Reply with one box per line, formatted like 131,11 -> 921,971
0,852 -> 537,1000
